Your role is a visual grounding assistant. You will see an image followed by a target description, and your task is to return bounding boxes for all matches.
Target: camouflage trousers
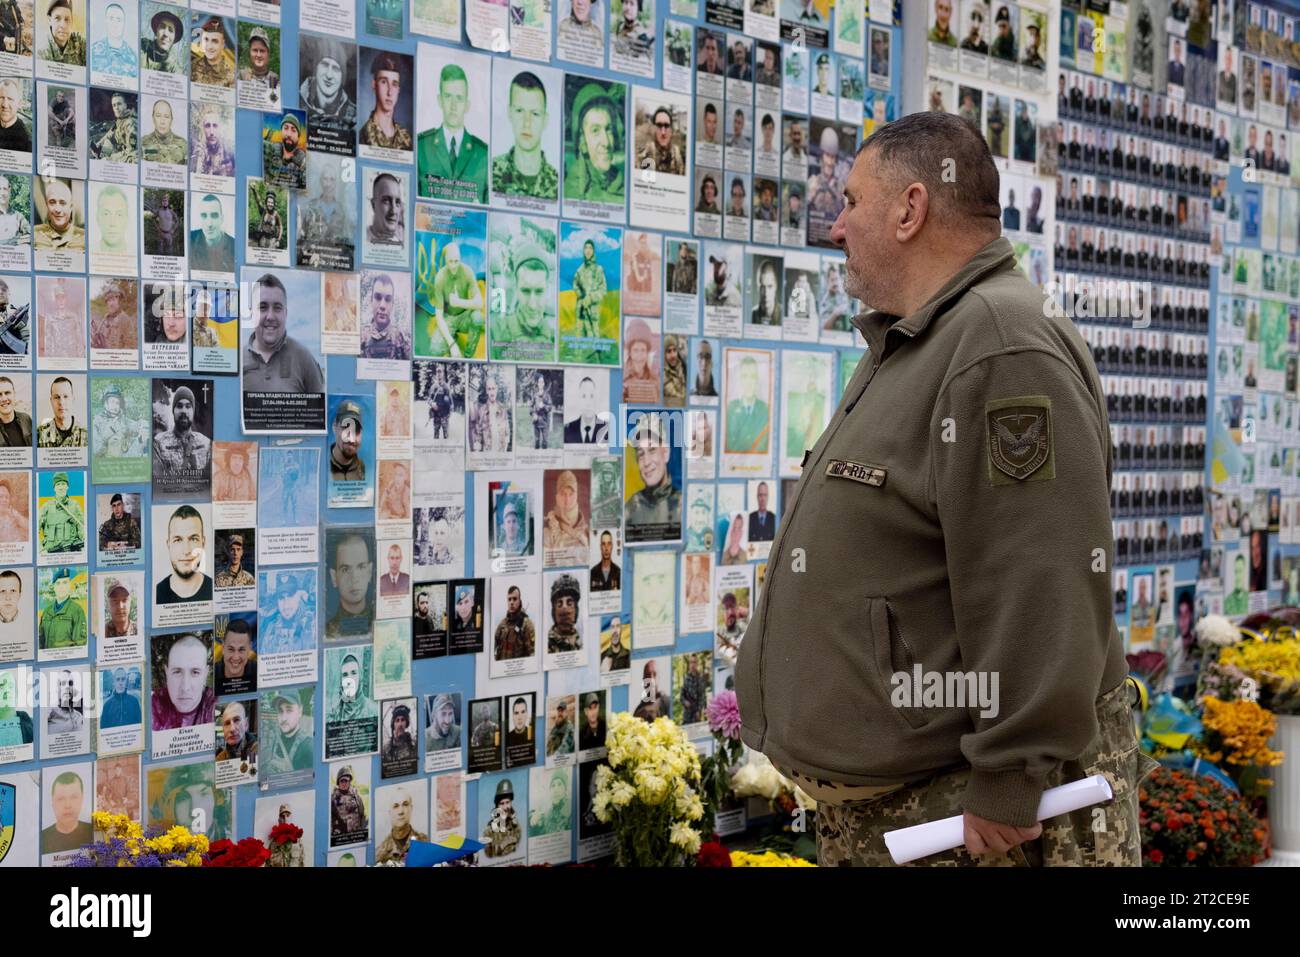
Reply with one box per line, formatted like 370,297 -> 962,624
816,680 -> 1160,867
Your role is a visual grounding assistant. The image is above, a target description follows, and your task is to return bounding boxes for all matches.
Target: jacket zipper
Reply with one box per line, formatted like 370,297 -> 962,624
885,601 -> 915,671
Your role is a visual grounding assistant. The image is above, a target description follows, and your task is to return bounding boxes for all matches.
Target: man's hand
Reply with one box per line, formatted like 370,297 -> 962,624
963,810 -> 1041,857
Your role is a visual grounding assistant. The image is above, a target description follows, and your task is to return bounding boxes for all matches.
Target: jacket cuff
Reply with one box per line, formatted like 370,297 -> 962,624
962,768 -> 1048,828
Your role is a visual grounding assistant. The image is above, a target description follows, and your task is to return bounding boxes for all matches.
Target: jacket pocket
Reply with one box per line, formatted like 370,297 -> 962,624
869,597 -> 930,730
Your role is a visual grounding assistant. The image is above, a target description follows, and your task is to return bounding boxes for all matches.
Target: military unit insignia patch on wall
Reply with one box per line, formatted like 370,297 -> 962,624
986,396 -> 1054,485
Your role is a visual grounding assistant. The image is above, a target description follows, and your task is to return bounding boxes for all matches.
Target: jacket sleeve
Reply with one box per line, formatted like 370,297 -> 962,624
929,345 -> 1116,827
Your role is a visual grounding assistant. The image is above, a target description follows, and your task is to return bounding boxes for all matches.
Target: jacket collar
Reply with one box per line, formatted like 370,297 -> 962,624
851,236 -> 1017,358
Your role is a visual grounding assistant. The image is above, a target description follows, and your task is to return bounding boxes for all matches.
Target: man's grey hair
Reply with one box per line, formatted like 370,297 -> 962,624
858,111 -> 1001,230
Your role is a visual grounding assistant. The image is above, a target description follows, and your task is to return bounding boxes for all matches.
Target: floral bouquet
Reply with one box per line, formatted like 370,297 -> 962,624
204,837 -> 272,868
1139,766 -> 1266,866
71,812 -> 208,868
267,822 -> 305,867
592,712 -> 705,866
1193,696 -> 1284,799
1197,611 -> 1300,714
730,750 -> 815,819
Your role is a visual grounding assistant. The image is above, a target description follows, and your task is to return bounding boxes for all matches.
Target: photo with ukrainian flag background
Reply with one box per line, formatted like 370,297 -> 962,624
191,281 -> 240,375
558,220 -> 621,366
413,204 -> 488,360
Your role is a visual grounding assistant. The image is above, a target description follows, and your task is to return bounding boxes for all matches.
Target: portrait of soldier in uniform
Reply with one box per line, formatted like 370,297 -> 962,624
190,105 -> 235,178
637,105 -> 685,174
612,0 -> 654,64
493,583 -> 535,661
152,382 -> 211,484
564,80 -> 624,206
724,354 -> 771,453
37,470 -> 83,554
329,399 -> 365,482
33,177 -> 85,252
557,0 -> 602,51
140,7 -> 184,74
493,70 -> 559,201
263,112 -> 306,188
546,573 -> 582,653
417,59 -> 489,203
299,36 -> 356,150
39,566 -> 85,650
359,51 -> 410,152
482,777 -> 522,858
88,89 -> 135,165
215,532 -> 253,588
100,579 -> 134,639
599,616 -> 629,672
89,279 -> 135,351
579,691 -> 606,750
425,692 -> 460,752
190,15 -> 234,89
625,413 -> 681,535
329,764 -> 367,842
238,25 -> 278,92
0,283 -> 30,361
40,0 -> 84,66
360,271 -> 409,360
374,784 -> 426,864
97,492 -> 139,554
382,701 -> 416,766
545,695 -> 574,756
262,687 -> 313,774
328,651 -> 377,722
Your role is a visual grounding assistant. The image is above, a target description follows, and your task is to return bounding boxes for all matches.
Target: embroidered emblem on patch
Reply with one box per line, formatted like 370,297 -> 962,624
825,459 -> 887,486
986,396 -> 1054,484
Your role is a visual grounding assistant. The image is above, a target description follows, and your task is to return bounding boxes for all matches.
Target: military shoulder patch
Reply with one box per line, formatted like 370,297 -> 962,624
986,396 -> 1054,485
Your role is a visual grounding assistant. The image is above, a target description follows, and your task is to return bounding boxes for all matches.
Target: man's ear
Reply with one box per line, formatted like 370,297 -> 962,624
896,182 -> 929,243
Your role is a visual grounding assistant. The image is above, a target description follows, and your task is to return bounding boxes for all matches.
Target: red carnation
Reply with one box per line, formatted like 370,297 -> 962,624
269,823 -> 304,847
697,841 -> 732,867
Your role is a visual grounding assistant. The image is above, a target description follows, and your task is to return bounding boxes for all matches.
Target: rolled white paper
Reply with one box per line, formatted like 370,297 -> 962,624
882,774 -> 1114,865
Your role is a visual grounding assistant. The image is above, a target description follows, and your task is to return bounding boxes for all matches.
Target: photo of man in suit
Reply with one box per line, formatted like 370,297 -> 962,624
417,61 -> 489,204
562,375 -> 608,444
747,481 -> 775,542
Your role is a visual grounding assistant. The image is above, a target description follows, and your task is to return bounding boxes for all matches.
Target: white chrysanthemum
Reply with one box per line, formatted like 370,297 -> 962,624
611,780 -> 636,808
669,822 -> 701,855
1196,613 -> 1242,647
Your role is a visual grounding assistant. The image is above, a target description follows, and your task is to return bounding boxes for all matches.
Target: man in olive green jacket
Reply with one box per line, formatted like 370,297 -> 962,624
735,112 -> 1155,867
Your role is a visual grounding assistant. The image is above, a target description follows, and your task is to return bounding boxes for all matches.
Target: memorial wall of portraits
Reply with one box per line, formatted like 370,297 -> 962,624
0,0 -> 904,866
